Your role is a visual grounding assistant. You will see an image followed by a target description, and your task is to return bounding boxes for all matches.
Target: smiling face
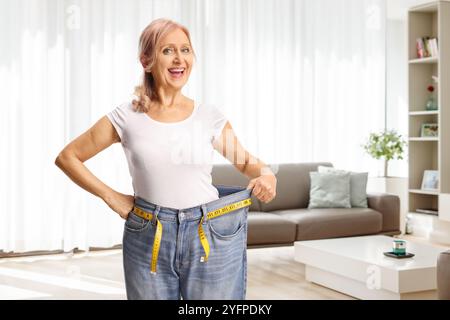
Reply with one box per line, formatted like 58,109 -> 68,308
150,28 -> 194,91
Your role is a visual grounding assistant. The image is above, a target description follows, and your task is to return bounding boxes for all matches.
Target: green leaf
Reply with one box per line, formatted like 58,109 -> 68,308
362,130 -> 407,163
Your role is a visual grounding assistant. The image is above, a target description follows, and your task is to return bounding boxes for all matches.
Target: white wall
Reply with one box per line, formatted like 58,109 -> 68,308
386,19 -> 408,177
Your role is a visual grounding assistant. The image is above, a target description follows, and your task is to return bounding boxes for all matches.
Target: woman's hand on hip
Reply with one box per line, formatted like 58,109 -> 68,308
246,174 -> 277,204
104,191 -> 135,220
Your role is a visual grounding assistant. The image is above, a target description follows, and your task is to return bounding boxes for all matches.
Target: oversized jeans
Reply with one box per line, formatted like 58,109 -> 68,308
122,185 -> 252,300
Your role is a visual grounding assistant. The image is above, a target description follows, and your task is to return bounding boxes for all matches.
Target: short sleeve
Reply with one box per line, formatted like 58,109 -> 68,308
210,105 -> 228,144
106,102 -> 132,142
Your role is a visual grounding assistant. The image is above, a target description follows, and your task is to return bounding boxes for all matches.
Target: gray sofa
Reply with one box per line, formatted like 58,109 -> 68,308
438,250 -> 450,299
212,162 -> 401,248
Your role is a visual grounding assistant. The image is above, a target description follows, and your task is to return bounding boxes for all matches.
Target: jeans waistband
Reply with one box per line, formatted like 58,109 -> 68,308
134,184 -> 253,222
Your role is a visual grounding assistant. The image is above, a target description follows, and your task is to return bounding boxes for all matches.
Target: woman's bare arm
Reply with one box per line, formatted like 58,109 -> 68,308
213,121 -> 277,203
212,122 -> 274,178
54,116 -> 134,219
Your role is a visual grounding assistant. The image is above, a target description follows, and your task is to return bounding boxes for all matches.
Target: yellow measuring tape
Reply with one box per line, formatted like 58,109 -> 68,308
131,198 -> 252,274
132,207 -> 162,274
198,198 -> 252,263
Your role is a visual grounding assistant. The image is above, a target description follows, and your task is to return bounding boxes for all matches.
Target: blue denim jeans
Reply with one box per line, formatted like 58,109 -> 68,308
122,185 -> 252,300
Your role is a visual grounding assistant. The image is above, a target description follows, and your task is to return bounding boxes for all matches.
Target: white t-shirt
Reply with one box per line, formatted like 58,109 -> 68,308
106,99 -> 228,209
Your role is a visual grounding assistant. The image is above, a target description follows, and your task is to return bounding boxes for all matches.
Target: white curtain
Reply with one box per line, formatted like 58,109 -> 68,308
0,0 -> 386,253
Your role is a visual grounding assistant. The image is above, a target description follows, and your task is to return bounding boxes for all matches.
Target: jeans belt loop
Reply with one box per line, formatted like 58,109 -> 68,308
201,204 -> 208,224
151,205 -> 160,226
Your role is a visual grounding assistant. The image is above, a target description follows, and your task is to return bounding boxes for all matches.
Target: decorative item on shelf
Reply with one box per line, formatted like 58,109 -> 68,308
420,123 -> 438,137
425,83 -> 438,111
362,130 -> 407,178
405,215 -> 413,234
421,170 -> 439,191
416,37 -> 439,58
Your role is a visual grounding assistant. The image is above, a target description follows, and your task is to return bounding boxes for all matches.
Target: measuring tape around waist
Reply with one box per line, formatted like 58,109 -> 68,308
198,198 -> 252,263
132,207 -> 162,274
131,198 -> 252,274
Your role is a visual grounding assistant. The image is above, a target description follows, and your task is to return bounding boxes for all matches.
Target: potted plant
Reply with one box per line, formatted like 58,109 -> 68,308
363,130 -> 408,233
363,129 -> 407,178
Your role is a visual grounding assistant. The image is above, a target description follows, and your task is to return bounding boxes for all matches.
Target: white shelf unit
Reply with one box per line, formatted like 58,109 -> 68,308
409,137 -> 439,141
409,188 -> 439,195
409,57 -> 439,64
409,110 -> 439,115
408,1 -> 450,222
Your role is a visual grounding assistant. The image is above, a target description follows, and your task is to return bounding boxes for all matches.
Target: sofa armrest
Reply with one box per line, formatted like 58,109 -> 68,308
367,192 -> 400,232
438,250 -> 450,300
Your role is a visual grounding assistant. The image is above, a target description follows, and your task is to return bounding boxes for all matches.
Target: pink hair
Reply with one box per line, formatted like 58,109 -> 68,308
132,18 -> 195,113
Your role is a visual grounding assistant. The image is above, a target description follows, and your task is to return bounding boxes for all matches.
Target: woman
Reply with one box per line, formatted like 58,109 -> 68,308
55,18 -> 277,300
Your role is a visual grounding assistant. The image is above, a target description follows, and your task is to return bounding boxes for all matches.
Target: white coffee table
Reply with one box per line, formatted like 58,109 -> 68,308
294,235 -> 445,300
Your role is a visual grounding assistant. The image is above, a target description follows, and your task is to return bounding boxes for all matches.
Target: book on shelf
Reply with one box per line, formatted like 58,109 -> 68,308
416,37 -> 425,58
416,37 -> 439,58
415,208 -> 438,215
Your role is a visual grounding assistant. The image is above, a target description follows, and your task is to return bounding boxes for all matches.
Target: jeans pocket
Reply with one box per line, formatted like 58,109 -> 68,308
124,210 -> 151,233
208,209 -> 247,240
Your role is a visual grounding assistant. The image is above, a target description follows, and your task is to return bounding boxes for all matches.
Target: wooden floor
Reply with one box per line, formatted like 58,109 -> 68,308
3,234 -> 446,300
0,245 -> 353,300
246,246 -> 353,299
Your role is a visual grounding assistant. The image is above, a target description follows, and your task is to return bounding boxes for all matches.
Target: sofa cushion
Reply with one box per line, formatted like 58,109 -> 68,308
308,171 -> 351,208
318,166 -> 368,208
272,208 -> 382,240
257,162 -> 333,212
247,211 -> 297,246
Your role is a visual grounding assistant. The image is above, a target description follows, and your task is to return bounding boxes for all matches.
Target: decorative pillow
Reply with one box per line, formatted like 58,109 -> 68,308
318,166 -> 368,208
308,171 -> 351,208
